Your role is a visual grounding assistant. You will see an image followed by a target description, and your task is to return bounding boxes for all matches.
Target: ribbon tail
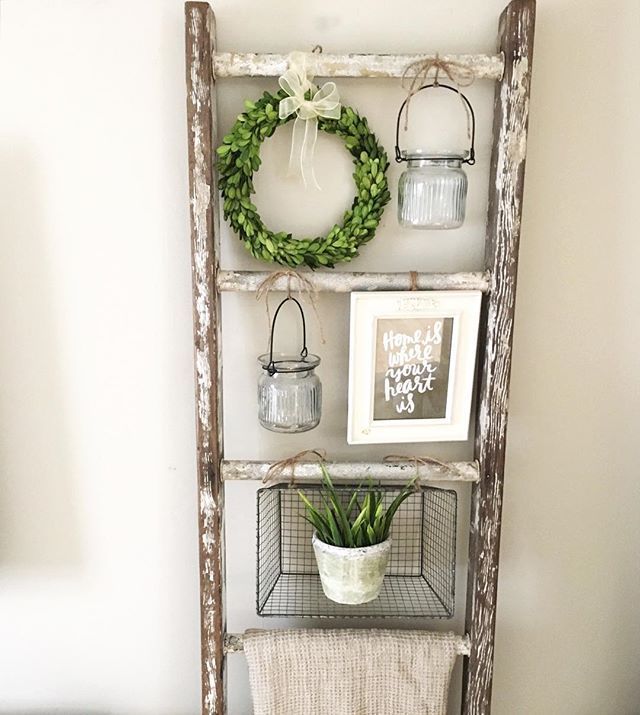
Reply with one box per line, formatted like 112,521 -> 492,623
287,115 -> 306,179
301,116 -> 320,190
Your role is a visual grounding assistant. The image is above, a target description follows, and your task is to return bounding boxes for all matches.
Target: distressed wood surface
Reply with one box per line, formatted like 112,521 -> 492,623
213,52 -> 504,80
224,631 -> 472,656
222,459 -> 480,484
185,4 -> 225,714
224,632 -> 245,654
462,2 -> 535,714
217,270 -> 491,293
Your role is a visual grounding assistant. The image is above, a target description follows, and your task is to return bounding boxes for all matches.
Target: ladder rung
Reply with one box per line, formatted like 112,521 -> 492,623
224,631 -> 471,655
217,270 -> 490,293
224,633 -> 245,654
213,52 -> 503,80
221,459 -> 479,483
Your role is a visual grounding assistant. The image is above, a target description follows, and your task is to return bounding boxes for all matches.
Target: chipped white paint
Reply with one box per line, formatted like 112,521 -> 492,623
223,632 -> 245,654
189,11 -> 213,443
186,4 -> 225,715
213,52 -> 504,80
224,631 -> 472,656
217,270 -> 491,293
200,484 -> 220,714
221,459 -> 479,483
196,349 -> 211,432
464,2 -> 535,715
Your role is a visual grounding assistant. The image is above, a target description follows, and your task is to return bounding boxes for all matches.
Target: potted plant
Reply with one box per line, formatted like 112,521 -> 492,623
298,465 -> 415,605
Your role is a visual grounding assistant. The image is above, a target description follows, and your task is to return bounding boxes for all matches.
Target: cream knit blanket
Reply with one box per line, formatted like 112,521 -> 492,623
243,628 -> 469,715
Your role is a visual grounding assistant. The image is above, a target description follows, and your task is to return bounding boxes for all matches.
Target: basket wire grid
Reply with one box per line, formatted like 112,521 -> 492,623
256,483 -> 457,618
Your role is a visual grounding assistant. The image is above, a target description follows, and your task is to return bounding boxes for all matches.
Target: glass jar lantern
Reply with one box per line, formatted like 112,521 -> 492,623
395,83 -> 476,230
258,296 -> 321,433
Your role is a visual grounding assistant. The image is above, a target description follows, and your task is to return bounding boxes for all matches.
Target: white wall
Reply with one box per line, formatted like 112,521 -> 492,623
1,1 -> 639,714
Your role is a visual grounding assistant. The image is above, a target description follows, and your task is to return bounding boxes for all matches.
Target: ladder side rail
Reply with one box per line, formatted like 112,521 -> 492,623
185,4 -> 226,714
462,1 -> 536,713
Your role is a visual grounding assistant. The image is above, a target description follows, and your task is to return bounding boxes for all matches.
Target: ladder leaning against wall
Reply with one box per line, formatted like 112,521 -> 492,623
184,1 -> 536,712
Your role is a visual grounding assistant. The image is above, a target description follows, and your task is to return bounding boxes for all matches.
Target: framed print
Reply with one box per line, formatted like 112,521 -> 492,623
347,291 -> 482,444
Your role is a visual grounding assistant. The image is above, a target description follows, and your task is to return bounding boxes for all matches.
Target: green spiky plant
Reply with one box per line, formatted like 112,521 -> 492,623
298,464 -> 416,548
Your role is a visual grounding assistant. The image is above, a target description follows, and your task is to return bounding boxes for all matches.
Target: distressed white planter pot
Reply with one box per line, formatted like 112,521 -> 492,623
312,533 -> 392,605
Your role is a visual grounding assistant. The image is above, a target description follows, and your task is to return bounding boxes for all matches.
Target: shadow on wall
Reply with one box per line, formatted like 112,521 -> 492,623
0,141 -> 82,571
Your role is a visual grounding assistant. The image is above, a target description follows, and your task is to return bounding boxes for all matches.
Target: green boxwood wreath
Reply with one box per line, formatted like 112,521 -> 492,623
217,90 -> 390,269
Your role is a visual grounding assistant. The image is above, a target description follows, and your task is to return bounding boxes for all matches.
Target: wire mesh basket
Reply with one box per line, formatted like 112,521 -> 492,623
256,483 -> 457,618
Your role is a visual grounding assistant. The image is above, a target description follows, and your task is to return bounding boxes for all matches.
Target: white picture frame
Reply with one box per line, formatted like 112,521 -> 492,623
347,290 -> 482,444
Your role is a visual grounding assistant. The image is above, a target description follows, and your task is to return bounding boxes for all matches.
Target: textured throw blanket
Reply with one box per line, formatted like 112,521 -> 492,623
243,628 -> 469,715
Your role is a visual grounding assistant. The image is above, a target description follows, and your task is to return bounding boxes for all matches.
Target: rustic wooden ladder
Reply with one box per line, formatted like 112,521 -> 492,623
184,1 -> 535,712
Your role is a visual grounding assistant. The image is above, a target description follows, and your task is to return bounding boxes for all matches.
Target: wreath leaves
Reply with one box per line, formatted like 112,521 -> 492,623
217,90 -> 390,269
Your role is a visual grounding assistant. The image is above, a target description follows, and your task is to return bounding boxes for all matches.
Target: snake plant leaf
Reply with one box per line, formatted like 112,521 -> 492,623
303,515 -> 331,544
346,489 -> 360,519
299,467 -> 415,548
350,506 -> 368,541
330,494 -> 354,548
324,505 -> 343,547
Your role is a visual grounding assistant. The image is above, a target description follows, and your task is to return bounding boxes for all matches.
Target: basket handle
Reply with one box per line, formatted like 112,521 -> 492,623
394,82 -> 476,166
267,296 -> 308,375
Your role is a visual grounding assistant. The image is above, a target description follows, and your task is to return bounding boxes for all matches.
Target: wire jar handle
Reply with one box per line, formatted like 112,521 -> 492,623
394,82 -> 476,166
267,296 -> 308,375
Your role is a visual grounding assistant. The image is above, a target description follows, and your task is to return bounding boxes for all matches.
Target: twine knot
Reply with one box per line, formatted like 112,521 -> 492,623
256,270 -> 325,344
400,53 -> 475,132
264,449 -> 326,485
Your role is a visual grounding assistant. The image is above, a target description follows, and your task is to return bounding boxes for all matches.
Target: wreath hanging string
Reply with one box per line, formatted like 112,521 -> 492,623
217,90 -> 390,269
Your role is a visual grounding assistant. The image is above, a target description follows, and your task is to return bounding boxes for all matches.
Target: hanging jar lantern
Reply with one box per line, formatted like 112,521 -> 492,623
258,296 -> 322,433
395,83 -> 476,230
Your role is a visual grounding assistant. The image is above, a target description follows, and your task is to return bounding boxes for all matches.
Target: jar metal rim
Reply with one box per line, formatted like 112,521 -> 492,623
402,149 -> 465,161
258,352 -> 321,373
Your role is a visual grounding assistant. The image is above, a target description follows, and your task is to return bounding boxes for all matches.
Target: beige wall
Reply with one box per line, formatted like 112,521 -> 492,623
0,0 -> 638,713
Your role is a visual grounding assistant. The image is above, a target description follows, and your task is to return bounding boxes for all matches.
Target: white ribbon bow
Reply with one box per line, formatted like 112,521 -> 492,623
278,52 -> 341,190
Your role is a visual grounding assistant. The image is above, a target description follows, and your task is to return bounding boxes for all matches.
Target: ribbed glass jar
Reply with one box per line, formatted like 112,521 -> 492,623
398,152 -> 468,229
258,353 -> 322,433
